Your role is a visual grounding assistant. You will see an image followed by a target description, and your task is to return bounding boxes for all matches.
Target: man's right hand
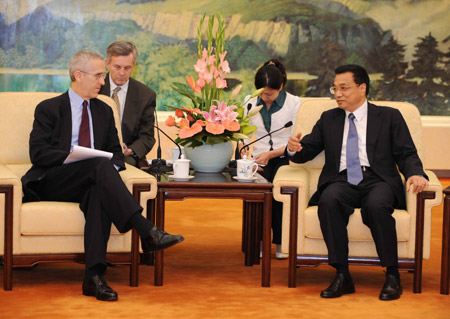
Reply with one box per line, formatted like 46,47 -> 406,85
287,132 -> 302,153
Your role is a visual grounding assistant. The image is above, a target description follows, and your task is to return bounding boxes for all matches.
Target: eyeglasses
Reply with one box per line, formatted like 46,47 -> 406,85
79,71 -> 107,80
329,84 -> 360,95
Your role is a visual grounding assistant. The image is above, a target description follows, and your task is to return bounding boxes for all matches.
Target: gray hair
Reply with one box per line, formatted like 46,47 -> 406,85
69,49 -> 104,82
106,41 -> 138,64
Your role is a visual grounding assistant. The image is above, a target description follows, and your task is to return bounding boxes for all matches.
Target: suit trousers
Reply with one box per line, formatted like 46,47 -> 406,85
261,156 -> 289,245
29,158 -> 142,275
317,168 -> 398,268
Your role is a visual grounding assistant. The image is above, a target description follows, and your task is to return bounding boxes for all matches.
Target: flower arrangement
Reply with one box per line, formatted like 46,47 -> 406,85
166,13 -> 262,149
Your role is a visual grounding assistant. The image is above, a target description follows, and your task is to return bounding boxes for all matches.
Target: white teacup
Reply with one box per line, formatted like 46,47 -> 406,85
168,147 -> 185,162
172,155 -> 190,178
236,158 -> 258,179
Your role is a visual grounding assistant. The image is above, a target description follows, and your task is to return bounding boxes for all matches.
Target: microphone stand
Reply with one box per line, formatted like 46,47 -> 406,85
238,121 -> 293,155
229,103 -> 253,169
147,123 -> 183,175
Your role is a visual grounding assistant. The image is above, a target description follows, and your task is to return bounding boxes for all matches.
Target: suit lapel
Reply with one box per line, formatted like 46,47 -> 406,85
122,79 -> 139,140
90,99 -> 105,150
61,92 -> 73,152
366,103 -> 382,164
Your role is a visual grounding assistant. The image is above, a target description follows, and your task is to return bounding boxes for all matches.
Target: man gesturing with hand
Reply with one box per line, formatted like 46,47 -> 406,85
285,65 -> 428,301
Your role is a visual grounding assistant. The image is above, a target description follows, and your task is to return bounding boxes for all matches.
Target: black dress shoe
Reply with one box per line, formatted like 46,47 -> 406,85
320,273 -> 355,298
379,274 -> 402,301
141,226 -> 184,252
82,275 -> 118,301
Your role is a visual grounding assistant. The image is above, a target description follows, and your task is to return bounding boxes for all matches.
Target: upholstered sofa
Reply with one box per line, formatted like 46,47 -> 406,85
0,92 -> 157,290
272,99 -> 443,292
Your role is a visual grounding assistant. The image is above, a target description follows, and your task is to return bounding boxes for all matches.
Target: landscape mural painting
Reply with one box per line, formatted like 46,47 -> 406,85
1,0 -> 449,115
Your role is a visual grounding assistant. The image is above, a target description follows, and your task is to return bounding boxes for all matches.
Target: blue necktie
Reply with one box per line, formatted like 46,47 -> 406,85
346,113 -> 362,185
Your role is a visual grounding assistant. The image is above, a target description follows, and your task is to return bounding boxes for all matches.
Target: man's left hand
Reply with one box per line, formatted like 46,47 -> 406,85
406,175 -> 429,194
123,144 -> 133,156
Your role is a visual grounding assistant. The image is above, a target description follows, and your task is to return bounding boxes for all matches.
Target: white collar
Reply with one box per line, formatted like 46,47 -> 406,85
345,99 -> 368,121
109,74 -> 129,94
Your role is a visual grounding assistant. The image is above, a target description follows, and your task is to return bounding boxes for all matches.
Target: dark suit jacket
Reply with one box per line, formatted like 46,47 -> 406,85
99,77 -> 156,163
21,92 -> 124,202
286,102 -> 427,209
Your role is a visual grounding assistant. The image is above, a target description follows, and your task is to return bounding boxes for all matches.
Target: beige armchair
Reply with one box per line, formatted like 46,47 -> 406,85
0,92 -> 157,290
273,99 -> 443,293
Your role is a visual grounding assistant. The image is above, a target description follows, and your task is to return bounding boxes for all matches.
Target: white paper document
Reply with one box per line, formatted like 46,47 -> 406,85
63,145 -> 113,164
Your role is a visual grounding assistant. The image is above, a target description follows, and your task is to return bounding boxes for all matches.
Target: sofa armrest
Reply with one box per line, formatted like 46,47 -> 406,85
119,164 -> 157,215
405,170 -> 443,215
273,165 -> 310,211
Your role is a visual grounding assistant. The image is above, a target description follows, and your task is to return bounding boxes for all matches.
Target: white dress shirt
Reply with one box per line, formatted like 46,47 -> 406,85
69,87 -> 94,150
339,100 -> 370,172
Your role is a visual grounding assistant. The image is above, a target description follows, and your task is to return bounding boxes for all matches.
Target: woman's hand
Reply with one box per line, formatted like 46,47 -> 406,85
254,151 -> 272,166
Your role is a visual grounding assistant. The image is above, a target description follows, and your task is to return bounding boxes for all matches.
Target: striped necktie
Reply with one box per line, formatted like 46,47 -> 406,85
346,113 -> 363,185
112,87 -> 121,118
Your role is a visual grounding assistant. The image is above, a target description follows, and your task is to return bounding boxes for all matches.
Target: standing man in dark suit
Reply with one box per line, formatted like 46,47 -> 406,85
21,49 -> 183,302
99,41 -> 156,167
286,65 -> 428,300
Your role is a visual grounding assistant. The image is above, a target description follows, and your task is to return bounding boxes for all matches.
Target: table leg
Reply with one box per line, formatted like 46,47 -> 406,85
154,189 -> 165,286
141,199 -> 156,266
254,202 -> 262,265
245,204 -> 256,266
262,192 -> 272,287
242,201 -> 248,253
441,189 -> 450,294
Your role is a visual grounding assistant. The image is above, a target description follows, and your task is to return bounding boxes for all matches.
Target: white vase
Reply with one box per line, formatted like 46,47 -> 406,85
184,141 -> 234,173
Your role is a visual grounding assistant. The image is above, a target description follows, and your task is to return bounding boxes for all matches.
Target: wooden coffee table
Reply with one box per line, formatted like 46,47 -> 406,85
146,169 -> 273,287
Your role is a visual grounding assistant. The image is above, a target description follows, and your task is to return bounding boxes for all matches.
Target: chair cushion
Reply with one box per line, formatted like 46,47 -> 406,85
21,202 -> 120,235
304,207 -> 410,242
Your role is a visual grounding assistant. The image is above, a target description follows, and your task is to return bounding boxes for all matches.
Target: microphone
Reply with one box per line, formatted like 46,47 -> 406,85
229,103 -> 253,168
239,121 -> 293,155
149,108 -> 167,170
151,124 -> 182,160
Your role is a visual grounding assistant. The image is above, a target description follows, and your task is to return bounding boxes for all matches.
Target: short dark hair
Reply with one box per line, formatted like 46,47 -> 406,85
255,64 -> 284,90
335,64 -> 370,96
106,41 -> 138,64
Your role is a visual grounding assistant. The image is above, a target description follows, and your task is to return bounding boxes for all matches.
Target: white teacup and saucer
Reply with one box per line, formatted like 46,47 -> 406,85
169,155 -> 194,181
233,156 -> 258,182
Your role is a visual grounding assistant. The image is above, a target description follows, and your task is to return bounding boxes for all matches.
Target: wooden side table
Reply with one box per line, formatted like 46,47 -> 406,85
146,171 -> 273,287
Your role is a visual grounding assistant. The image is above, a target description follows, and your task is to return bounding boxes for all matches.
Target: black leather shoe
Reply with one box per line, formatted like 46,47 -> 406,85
320,273 -> 355,298
82,275 -> 118,301
379,274 -> 402,301
141,226 -> 184,252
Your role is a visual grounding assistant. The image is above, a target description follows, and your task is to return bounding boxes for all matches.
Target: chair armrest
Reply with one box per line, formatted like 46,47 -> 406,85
405,170 -> 443,215
119,163 -> 157,215
273,165 -> 310,211
0,165 -> 22,187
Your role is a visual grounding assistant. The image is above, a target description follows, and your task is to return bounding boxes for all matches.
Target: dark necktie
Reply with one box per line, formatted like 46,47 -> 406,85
78,100 -> 91,148
346,113 -> 362,185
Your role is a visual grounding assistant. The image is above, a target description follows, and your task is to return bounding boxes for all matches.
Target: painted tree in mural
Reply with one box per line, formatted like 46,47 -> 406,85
377,36 -> 411,101
305,35 -> 346,97
443,43 -> 450,104
406,33 -> 447,115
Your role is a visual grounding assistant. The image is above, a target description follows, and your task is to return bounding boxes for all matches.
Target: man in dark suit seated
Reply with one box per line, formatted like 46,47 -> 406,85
100,40 -> 156,167
21,49 -> 184,301
286,64 -> 428,300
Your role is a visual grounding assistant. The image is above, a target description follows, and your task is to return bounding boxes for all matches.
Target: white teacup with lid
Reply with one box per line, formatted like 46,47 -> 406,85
172,154 -> 190,178
236,155 -> 258,179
